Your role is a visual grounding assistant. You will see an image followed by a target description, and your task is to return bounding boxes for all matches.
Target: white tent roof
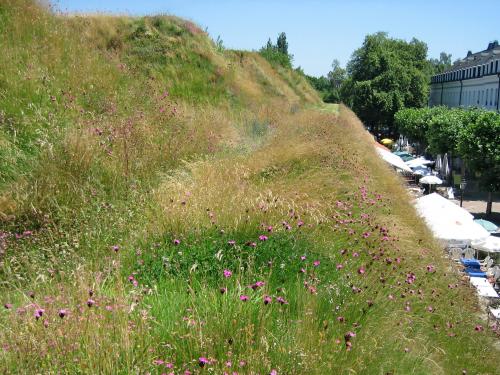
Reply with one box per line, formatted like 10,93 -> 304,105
375,147 -> 413,172
472,236 -> 500,253
414,193 -> 489,245
415,193 -> 473,221
406,157 -> 434,168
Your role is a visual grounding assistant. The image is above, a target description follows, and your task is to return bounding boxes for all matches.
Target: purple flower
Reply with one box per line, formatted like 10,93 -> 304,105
406,273 -> 416,284
111,245 -> 120,252
263,295 -> 272,305
58,309 -> 67,318
270,370 -> 278,375
358,266 -> 365,275
223,269 -> 232,278
4,303 -> 12,309
87,299 -> 95,307
426,264 -> 435,273
228,240 -> 236,245
336,263 -> 344,270
267,226 -> 273,232
220,287 -> 227,294
297,220 -> 304,227
251,281 -> 265,290
352,252 -> 359,257
34,308 -> 45,319
259,235 -> 268,241
300,255 -> 306,261
276,296 -> 288,305
173,239 -> 180,245
474,325 -> 483,331
198,357 -> 209,367
362,232 -> 371,238
313,260 -> 320,267
239,295 -> 249,302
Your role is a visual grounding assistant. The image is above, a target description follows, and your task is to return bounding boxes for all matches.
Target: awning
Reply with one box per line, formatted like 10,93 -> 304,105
414,193 -> 489,245
375,145 -> 413,172
472,236 -> 500,253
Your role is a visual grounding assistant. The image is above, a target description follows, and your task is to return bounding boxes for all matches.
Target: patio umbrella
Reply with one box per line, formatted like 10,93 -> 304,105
380,138 -> 394,146
443,155 -> 450,178
406,157 -> 434,168
419,175 -> 443,185
471,236 -> 500,253
374,146 -> 413,172
435,155 -> 442,171
473,219 -> 498,233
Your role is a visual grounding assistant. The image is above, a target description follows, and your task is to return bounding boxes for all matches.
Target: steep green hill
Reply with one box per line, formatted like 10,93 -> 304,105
0,1 -> 498,374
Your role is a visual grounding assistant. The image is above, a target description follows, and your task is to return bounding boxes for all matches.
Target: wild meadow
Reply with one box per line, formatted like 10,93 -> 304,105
0,1 -> 499,374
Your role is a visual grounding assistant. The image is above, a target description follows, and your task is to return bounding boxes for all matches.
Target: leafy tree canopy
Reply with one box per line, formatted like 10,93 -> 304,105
341,32 -> 430,135
259,32 -> 293,69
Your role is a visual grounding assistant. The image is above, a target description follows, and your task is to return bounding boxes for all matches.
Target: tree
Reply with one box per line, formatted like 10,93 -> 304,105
306,60 -> 346,103
341,32 -> 429,136
259,32 -> 293,69
327,59 -> 346,88
276,32 -> 288,55
428,52 -> 453,74
457,110 -> 500,215
426,108 -> 465,154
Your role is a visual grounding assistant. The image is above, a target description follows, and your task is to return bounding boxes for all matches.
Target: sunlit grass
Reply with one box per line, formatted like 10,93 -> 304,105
0,1 -> 498,374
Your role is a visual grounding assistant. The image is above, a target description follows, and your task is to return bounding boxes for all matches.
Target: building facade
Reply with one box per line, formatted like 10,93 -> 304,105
429,42 -> 500,111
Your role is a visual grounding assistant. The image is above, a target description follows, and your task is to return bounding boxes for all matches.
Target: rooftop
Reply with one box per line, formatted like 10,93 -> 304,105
444,41 -> 500,73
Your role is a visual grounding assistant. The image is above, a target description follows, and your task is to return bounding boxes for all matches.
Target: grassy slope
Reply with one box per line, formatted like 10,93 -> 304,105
0,1 -> 498,374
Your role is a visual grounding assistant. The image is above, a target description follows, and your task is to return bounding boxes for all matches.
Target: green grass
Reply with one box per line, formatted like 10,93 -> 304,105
0,1 -> 498,374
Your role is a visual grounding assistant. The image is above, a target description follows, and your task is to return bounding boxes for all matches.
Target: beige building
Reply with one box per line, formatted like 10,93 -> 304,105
429,42 -> 500,111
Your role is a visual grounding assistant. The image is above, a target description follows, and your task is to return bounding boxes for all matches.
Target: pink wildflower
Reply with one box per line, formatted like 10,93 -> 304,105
240,295 -> 249,302
313,260 -> 320,267
198,357 -> 209,367
259,235 -> 268,241
34,308 -> 44,320
263,295 -> 272,305
276,296 -> 288,305
223,269 -> 232,278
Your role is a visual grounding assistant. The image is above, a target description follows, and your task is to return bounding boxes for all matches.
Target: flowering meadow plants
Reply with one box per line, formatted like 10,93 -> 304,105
0,1 -> 499,373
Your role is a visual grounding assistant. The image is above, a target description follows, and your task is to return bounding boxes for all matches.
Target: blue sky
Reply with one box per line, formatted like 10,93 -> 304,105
56,0 -> 499,77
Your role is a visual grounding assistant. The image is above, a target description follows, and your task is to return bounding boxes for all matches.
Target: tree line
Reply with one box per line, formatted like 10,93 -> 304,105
395,106 -> 499,214
306,32 -> 456,136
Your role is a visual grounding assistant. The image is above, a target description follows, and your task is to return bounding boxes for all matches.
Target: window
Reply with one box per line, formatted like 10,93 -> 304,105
485,89 -> 489,106
496,60 -> 499,73
491,61 -> 494,73
473,67 -> 476,77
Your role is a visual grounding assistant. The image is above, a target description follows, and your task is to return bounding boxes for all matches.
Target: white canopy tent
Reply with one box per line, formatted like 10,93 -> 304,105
375,146 -> 413,172
415,193 -> 473,222
414,193 -> 489,246
472,236 -> 500,254
406,157 -> 434,168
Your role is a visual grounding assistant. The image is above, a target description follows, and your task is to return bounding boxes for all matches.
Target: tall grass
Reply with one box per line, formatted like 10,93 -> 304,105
0,1 -> 498,374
